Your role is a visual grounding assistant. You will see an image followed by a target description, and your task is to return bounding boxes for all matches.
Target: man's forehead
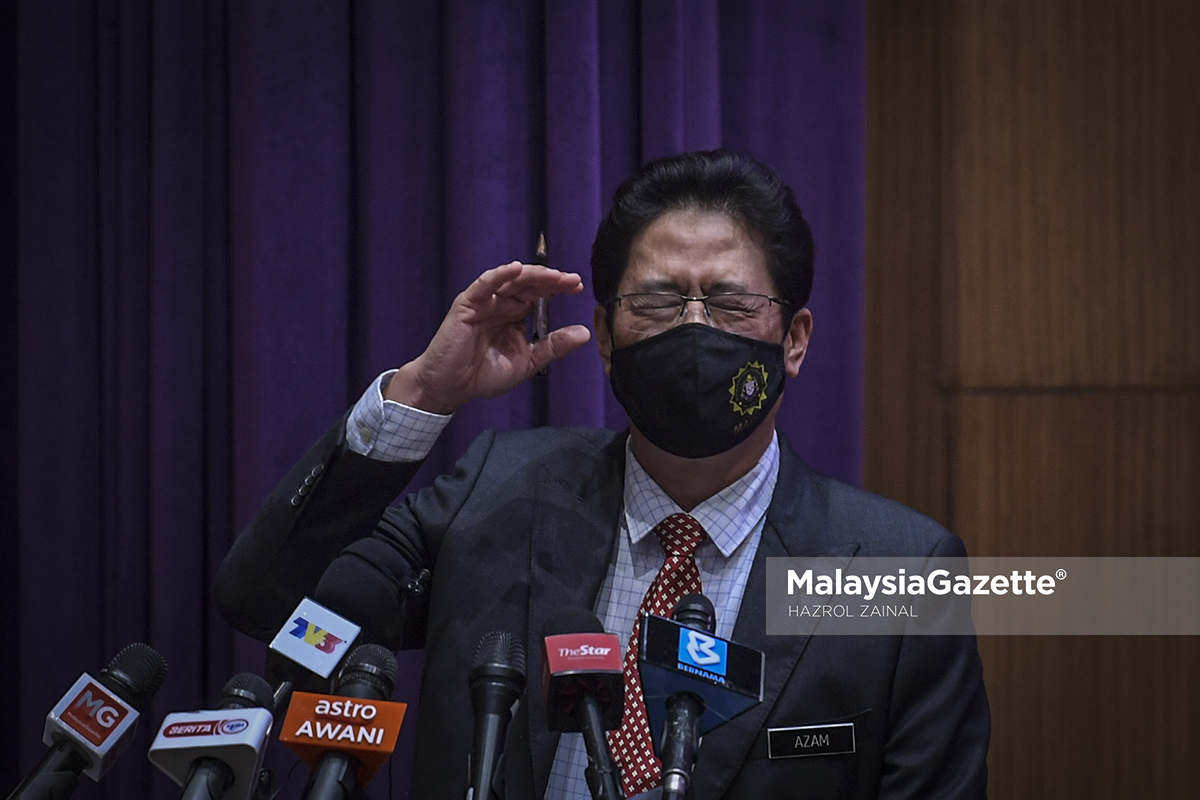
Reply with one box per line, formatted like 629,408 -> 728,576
631,208 -> 753,248
621,208 -> 770,289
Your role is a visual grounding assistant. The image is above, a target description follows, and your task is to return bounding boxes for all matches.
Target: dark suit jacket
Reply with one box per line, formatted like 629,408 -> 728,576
216,420 -> 989,799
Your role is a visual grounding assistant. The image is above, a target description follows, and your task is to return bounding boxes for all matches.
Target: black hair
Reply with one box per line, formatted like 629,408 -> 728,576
590,150 -> 814,323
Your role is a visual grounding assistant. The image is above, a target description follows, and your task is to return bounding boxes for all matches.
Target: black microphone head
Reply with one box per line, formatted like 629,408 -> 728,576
542,606 -> 606,638
216,672 -> 276,710
673,593 -> 716,633
470,631 -> 526,687
466,632 -> 526,800
98,642 -> 168,712
335,643 -> 398,701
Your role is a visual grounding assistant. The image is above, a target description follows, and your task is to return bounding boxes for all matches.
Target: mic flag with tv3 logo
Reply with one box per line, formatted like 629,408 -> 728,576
266,596 -> 363,714
7,642 -> 167,800
148,672 -> 276,800
268,596 -> 362,683
278,644 -> 406,795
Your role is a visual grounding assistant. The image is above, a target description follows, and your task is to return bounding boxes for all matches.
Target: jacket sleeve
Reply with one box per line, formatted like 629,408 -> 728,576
213,413 -> 426,642
310,428 -> 506,649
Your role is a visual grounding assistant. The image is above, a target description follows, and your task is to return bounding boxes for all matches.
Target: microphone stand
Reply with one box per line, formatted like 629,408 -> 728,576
179,759 -> 234,800
580,695 -> 624,800
659,692 -> 703,800
5,742 -> 86,800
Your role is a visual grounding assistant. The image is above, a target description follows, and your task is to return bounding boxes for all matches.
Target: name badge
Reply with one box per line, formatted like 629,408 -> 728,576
767,722 -> 856,759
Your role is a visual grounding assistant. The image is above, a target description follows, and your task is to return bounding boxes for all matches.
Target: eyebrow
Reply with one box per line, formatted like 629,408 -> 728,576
628,278 -> 754,294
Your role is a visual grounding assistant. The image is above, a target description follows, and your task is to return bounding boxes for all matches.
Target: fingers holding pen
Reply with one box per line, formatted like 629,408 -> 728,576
389,262 -> 592,414
463,261 -> 584,312
527,323 -> 592,374
475,260 -> 591,369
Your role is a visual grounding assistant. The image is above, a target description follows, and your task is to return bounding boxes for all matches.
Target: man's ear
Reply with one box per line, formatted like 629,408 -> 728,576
784,308 -> 813,378
593,305 -> 613,375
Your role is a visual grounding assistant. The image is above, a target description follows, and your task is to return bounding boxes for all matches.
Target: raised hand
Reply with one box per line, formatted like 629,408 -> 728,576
384,262 -> 592,414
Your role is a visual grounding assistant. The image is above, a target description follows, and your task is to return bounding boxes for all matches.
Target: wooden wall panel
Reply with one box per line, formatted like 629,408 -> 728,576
977,636 -> 1200,798
950,393 -> 1200,558
863,0 -> 950,524
952,393 -> 1199,795
866,1 -> 1200,797
939,0 -> 1200,388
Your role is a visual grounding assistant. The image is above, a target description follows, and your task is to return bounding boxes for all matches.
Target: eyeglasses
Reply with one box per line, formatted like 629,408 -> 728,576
606,292 -> 791,335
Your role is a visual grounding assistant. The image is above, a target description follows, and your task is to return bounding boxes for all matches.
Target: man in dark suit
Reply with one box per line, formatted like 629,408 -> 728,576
216,150 -> 989,798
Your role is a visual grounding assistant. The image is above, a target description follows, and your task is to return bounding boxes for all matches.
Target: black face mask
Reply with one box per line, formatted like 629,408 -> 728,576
609,323 -> 787,459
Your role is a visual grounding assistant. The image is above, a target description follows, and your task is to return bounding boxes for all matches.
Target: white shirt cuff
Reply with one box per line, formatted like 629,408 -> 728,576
344,370 -> 453,462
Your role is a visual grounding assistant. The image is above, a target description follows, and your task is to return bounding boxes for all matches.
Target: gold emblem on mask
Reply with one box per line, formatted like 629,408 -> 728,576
729,361 -> 769,416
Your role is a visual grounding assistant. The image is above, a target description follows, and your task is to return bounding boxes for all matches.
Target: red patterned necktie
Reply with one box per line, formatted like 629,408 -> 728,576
607,512 -> 706,798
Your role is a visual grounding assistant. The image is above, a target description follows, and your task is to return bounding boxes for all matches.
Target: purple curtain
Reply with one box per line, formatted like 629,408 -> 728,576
9,1 -> 863,796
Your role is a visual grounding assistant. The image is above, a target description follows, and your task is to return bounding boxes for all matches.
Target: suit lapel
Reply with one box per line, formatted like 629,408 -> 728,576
692,439 -> 860,798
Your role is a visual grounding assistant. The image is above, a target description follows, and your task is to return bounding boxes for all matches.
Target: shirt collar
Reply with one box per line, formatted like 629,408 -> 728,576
623,432 -> 780,557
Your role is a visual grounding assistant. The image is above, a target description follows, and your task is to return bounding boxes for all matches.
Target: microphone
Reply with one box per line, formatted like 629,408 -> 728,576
467,631 -> 526,800
655,595 -> 714,800
7,642 -> 168,800
638,594 -> 765,799
265,597 -> 362,707
278,643 -> 407,800
148,672 -> 276,800
541,608 -> 624,800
